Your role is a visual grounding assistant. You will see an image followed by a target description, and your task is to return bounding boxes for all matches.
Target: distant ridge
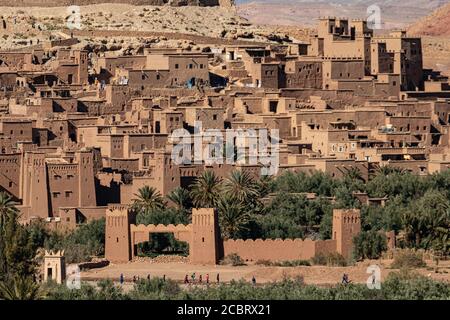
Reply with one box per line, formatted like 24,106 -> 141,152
408,2 -> 450,36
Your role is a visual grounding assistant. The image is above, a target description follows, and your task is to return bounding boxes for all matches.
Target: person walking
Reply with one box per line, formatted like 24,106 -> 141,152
216,273 -> 220,284
147,274 -> 151,281
163,274 -> 166,282
342,273 -> 350,285
252,276 -> 256,286
184,274 -> 189,284
206,273 -> 209,284
119,273 -> 124,285
199,274 -> 202,284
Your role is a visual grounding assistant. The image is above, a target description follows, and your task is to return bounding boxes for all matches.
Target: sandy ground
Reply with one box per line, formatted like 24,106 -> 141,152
0,4 -> 287,50
0,4 -> 448,76
81,258 -> 450,287
422,36 -> 450,76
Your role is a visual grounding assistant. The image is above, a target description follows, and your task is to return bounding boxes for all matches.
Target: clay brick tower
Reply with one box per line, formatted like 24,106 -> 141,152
73,49 -> 89,85
105,206 -> 135,263
190,208 -> 220,265
332,209 -> 361,259
75,150 -> 96,207
21,152 -> 50,219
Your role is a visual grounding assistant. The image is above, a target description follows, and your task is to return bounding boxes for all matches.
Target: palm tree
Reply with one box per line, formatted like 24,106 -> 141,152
0,192 -> 19,278
217,196 -> 250,239
132,186 -> 166,214
166,187 -> 192,211
256,175 -> 274,198
222,170 -> 259,204
344,167 -> 364,182
0,192 -> 19,233
0,276 -> 44,300
190,171 -> 222,208
371,165 -> 405,178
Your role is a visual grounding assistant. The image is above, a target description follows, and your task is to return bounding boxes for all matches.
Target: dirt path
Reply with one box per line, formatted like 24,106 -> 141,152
81,259 -> 450,286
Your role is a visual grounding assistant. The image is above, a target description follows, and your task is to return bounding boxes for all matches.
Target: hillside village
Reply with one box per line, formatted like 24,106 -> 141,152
1,17 -> 450,228
0,3 -> 449,298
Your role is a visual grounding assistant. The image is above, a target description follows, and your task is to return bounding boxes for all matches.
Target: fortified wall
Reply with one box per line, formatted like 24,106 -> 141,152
105,206 -> 361,265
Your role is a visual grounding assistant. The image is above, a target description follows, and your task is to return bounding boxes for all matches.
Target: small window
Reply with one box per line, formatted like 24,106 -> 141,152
188,64 -> 193,69
52,192 -> 60,198
65,191 -> 72,198
175,64 -> 179,69
213,114 -> 217,120
156,74 -> 160,80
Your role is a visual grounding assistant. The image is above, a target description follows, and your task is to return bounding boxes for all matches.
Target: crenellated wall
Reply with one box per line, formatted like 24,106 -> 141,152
223,238 -> 338,262
105,207 -> 361,265
223,238 -> 316,262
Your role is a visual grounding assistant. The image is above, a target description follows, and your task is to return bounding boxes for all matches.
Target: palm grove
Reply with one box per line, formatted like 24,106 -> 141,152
0,167 -> 449,299
132,168 -> 450,259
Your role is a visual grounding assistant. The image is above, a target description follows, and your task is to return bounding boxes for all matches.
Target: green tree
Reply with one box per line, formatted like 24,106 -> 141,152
353,230 -> 387,260
0,192 -> 36,280
0,276 -> 44,300
217,196 -> 250,239
402,190 -> 450,251
190,171 -> 222,208
223,170 -> 259,205
0,192 -> 19,278
166,187 -> 192,212
132,186 -> 166,213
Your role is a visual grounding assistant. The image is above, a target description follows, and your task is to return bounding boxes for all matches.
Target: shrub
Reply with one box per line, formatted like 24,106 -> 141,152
353,230 -> 388,260
311,253 -> 347,267
220,253 -> 246,266
391,249 -> 426,269
255,260 -> 311,267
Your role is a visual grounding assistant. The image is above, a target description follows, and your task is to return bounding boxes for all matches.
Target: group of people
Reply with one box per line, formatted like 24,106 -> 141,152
119,273 -> 166,284
183,273 -> 257,286
117,272 -> 349,286
184,272 -> 217,285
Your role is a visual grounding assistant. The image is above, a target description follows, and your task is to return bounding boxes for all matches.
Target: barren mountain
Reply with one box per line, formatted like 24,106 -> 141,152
408,1 -> 450,36
237,0 -> 449,29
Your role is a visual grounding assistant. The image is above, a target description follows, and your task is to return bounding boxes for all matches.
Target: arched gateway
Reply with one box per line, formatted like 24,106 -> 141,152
105,205 -> 361,265
105,206 -> 220,264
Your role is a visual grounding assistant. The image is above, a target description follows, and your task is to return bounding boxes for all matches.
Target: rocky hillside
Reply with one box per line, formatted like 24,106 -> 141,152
237,0 -> 447,28
0,0 -> 234,8
408,2 -> 450,36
